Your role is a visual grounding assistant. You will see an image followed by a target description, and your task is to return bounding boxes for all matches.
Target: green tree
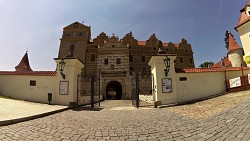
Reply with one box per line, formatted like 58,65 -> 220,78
199,61 -> 214,68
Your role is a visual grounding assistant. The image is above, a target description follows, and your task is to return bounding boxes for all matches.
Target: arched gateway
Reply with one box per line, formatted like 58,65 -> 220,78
106,81 -> 122,100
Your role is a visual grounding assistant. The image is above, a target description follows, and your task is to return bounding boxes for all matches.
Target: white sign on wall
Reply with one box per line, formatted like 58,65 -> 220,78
162,78 -> 172,93
229,77 -> 241,88
59,81 -> 69,95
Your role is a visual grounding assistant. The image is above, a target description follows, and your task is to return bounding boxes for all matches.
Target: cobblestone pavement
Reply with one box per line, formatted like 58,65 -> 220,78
1,91 -> 250,140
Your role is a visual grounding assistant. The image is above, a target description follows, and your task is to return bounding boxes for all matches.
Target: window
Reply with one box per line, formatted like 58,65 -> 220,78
91,54 -> 96,61
129,55 -> 133,62
142,67 -> 146,74
142,56 -> 146,62
111,45 -> 115,48
153,47 -> 156,50
104,59 -> 109,65
189,58 -> 193,63
185,50 -> 188,52
179,77 -> 187,81
30,80 -> 36,86
180,57 -> 183,63
116,58 -> 121,64
129,67 -> 134,75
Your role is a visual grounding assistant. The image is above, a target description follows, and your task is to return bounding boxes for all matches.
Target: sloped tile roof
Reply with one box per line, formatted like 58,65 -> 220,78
228,33 -> 241,53
138,41 -> 146,46
0,71 -> 57,76
15,52 -> 33,71
176,67 -> 250,73
211,57 -> 232,68
236,0 -> 250,29
137,41 -> 179,48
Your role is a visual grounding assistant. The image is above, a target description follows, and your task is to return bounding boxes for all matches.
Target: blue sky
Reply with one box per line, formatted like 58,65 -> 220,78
0,0 -> 247,70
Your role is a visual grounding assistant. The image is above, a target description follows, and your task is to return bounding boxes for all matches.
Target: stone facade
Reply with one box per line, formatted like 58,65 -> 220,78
58,22 -> 195,100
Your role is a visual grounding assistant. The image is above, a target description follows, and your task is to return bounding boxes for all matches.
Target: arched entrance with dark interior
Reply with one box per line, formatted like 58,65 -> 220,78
106,81 -> 122,100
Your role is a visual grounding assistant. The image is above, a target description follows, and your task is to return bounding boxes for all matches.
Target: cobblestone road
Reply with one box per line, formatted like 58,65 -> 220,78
1,92 -> 250,140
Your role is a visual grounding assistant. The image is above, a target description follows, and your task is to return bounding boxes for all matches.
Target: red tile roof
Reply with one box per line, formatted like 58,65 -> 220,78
137,41 -> 179,48
211,57 -> 232,68
236,0 -> 250,29
15,52 -> 33,71
138,41 -> 146,46
0,71 -> 57,76
228,32 -> 241,53
176,67 -> 250,73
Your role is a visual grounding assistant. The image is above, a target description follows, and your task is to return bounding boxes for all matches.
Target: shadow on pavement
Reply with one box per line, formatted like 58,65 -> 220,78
72,106 -> 103,111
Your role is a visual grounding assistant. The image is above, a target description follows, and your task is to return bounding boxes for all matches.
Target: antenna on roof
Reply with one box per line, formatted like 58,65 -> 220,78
26,48 -> 28,53
82,20 -> 84,24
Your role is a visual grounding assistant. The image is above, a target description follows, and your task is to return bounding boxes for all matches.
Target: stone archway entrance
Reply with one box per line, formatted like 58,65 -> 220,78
106,81 -> 122,100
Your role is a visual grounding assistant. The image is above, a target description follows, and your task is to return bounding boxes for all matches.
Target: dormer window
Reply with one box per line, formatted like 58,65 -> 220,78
246,7 -> 250,16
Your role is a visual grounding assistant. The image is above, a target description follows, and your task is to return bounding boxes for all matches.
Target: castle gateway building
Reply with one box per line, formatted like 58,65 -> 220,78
58,22 -> 195,100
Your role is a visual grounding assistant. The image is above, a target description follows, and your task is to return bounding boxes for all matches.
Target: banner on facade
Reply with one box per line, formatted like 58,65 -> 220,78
229,77 -> 241,88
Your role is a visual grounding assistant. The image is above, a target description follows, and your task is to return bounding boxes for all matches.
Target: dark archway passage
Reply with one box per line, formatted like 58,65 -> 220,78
106,81 -> 122,100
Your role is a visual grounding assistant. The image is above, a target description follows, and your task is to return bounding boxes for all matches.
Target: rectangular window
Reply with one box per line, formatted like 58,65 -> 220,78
142,56 -> 146,62
142,67 -> 146,74
91,54 -> 96,61
129,55 -> 133,62
104,59 -> 109,65
180,57 -> 183,63
30,80 -> 36,86
189,58 -> 193,63
129,67 -> 133,75
179,77 -> 187,81
116,58 -> 121,64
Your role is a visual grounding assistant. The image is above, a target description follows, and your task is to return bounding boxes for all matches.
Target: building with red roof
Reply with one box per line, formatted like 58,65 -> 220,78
235,0 -> 250,66
211,31 -> 246,68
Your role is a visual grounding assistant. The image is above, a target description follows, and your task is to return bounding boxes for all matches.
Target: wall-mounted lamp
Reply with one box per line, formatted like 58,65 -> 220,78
59,59 -> 66,79
163,55 -> 171,77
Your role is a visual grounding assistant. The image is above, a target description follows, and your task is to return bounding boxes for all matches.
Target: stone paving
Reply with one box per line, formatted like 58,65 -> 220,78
0,98 -> 67,122
1,91 -> 250,140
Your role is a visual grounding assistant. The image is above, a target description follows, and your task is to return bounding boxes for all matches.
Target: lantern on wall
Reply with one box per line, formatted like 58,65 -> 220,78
59,59 -> 66,79
163,56 -> 171,77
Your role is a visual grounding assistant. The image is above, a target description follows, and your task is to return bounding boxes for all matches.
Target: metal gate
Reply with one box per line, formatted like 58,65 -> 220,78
131,72 -> 154,108
77,74 -> 100,108
132,72 -> 139,108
